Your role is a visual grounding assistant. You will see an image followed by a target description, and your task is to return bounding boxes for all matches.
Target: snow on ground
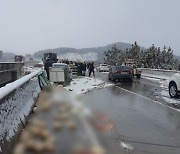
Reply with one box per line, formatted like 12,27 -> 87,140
65,77 -> 112,95
161,88 -> 180,105
141,76 -> 162,82
142,72 -> 180,106
159,79 -> 169,89
162,96 -> 180,105
142,73 -> 170,80
160,80 -> 180,105
0,78 -> 40,141
23,66 -> 40,74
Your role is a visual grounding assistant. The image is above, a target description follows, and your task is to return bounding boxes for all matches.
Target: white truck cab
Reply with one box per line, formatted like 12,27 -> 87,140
169,73 -> 180,98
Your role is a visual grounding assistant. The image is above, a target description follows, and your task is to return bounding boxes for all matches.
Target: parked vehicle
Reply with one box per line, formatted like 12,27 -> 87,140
108,66 -> 133,82
169,73 -> 180,98
133,68 -> 142,79
14,55 -> 25,62
125,59 -> 141,79
96,64 -> 109,72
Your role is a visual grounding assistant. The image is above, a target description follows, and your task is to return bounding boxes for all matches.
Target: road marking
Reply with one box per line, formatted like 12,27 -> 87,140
115,85 -> 180,113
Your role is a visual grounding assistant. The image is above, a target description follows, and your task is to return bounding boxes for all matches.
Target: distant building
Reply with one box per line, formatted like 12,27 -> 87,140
0,50 -> 3,60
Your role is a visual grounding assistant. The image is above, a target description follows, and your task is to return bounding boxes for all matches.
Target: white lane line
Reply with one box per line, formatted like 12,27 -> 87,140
115,85 -> 180,113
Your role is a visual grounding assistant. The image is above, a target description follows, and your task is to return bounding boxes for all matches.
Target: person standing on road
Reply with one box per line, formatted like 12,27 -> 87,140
88,62 -> 95,77
82,62 -> 86,76
44,58 -> 52,80
77,62 -> 82,76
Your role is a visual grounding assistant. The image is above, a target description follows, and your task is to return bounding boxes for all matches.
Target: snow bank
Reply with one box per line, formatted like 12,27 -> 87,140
161,89 -> 180,106
142,73 -> 170,80
160,81 -> 180,105
0,69 -> 42,99
65,77 -> 112,95
141,70 -> 180,107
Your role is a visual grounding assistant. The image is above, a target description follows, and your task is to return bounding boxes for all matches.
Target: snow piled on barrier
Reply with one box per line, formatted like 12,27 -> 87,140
0,69 -> 41,99
140,68 -> 179,80
0,78 -> 40,141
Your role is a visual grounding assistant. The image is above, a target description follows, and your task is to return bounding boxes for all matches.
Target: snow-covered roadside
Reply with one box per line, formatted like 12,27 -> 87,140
141,76 -> 162,82
141,73 -> 170,80
161,86 -> 180,106
157,78 -> 180,106
65,77 -> 113,95
0,78 -> 41,141
141,72 -> 180,107
23,66 -> 40,74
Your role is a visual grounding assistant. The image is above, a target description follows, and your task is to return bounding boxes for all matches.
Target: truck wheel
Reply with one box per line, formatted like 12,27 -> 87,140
169,82 -> 178,98
136,74 -> 141,79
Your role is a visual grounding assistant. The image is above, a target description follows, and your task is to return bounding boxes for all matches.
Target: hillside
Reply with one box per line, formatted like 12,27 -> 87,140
33,42 -> 133,62
0,52 -> 15,62
175,55 -> 180,62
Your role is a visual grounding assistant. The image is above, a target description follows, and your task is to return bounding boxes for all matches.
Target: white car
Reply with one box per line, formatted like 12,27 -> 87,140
169,73 -> 180,98
97,64 -> 109,72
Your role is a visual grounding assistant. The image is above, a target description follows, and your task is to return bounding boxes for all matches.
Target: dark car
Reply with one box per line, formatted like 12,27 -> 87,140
108,66 -> 133,82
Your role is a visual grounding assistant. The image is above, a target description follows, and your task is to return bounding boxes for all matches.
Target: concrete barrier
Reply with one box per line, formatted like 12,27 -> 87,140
139,68 -> 180,80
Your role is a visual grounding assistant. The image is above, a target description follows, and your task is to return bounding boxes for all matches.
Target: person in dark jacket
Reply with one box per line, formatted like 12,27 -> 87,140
44,58 -> 52,80
77,62 -> 82,76
88,62 -> 95,77
82,62 -> 86,76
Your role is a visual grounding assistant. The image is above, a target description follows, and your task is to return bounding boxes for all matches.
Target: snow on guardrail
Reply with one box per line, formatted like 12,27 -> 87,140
0,69 -> 42,142
0,69 -> 42,99
139,68 -> 180,80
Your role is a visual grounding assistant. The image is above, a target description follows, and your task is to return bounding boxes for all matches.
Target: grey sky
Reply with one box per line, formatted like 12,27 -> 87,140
0,0 -> 180,55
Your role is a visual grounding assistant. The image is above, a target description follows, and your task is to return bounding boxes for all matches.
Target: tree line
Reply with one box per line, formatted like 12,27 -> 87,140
104,42 -> 179,70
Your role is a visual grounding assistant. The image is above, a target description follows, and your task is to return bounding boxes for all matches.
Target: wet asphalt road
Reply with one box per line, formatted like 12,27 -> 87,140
95,72 -> 180,109
81,72 -> 180,154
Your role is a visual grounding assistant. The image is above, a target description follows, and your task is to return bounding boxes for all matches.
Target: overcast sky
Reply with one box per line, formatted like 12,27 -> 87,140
0,0 -> 180,55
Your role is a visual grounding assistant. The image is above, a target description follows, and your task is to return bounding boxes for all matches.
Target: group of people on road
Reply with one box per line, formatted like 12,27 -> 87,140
75,61 -> 95,77
44,58 -> 95,80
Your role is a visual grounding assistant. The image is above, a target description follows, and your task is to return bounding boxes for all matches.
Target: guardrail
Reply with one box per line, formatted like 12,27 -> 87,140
139,68 -> 180,80
0,69 -> 42,150
0,69 -> 41,99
